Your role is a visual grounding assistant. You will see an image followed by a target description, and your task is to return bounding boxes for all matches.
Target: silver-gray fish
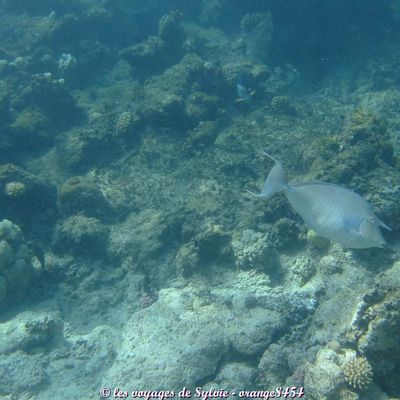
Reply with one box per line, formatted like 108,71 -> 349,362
236,81 -> 255,103
247,153 -> 391,248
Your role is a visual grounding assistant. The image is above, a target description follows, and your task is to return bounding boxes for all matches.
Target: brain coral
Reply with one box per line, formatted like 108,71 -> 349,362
342,356 -> 373,390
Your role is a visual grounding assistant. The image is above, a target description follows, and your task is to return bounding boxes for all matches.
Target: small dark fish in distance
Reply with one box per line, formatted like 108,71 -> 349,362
246,153 -> 391,249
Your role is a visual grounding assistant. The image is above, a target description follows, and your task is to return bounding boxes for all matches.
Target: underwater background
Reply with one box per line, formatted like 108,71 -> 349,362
0,0 -> 399,399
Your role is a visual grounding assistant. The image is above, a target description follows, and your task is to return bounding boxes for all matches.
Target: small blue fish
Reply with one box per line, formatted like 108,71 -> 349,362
236,80 -> 255,103
247,153 -> 391,248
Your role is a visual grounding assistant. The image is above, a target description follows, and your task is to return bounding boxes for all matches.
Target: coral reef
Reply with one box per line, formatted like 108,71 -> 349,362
337,388 -> 359,400
108,209 -> 184,283
56,126 -> 115,172
21,73 -> 82,129
240,13 -> 265,33
221,63 -> 241,86
58,176 -> 112,220
271,96 -> 297,116
121,13 -> 185,76
114,111 -> 140,138
306,229 -> 330,250
183,121 -> 218,154
0,163 -> 57,229
231,229 -> 278,272
53,215 -> 109,257
175,241 -> 200,277
269,217 -> 301,249
291,254 -> 316,286
304,348 -> 344,399
185,91 -> 221,121
348,262 -> 400,396
101,281 -> 314,392
0,219 -> 33,309
241,12 -> 273,63
342,356 -> 373,390
4,181 -> 26,198
192,222 -> 232,267
304,109 -> 393,184
0,1 -> 398,399
0,310 -> 116,397
8,106 -> 51,149
121,36 -> 165,73
158,13 -> 185,47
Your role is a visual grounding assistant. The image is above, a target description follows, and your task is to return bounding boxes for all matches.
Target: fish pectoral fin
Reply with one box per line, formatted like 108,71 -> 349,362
342,216 -> 363,236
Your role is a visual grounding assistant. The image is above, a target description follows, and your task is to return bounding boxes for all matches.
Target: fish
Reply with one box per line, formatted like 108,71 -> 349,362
246,153 -> 391,249
236,80 -> 256,103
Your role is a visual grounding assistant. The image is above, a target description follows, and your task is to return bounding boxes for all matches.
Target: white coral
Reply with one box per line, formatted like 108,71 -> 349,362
4,181 -> 26,197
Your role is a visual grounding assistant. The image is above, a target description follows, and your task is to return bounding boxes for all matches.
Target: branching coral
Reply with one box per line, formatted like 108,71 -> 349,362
342,356 -> 373,390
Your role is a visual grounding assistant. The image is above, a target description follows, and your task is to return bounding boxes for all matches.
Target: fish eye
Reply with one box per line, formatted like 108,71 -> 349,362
369,217 -> 375,223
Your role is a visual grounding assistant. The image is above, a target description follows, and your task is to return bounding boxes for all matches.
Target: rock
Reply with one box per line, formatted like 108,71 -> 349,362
0,312 -> 63,355
304,348 -> 344,400
258,344 -> 290,387
231,307 -> 284,356
207,362 -> 256,391
43,324 -> 117,399
102,287 -> 230,391
0,352 -> 47,394
102,279 -> 316,393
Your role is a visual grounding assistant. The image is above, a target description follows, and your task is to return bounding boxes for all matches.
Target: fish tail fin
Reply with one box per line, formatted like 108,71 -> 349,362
245,189 -> 266,198
247,153 -> 288,198
262,152 -> 279,163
